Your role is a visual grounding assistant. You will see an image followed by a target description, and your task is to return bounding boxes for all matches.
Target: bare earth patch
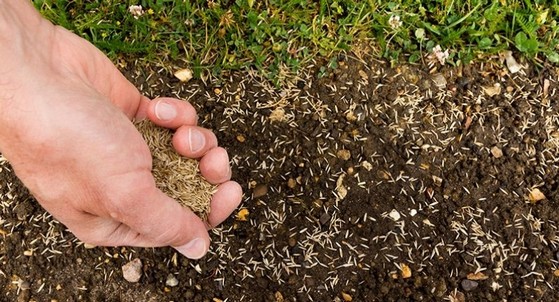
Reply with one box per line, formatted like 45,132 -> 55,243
1,56 -> 559,301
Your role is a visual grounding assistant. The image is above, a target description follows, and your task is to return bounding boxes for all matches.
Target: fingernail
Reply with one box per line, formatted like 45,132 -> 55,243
189,128 -> 205,153
154,101 -> 177,121
175,238 -> 207,259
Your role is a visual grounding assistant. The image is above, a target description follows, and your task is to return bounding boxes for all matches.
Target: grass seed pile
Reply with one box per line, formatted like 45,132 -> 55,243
135,120 -> 216,220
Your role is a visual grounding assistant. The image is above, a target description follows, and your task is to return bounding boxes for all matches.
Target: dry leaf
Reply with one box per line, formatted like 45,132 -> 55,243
528,188 -> 546,203
400,263 -> 412,278
341,292 -> 353,302
467,272 -> 489,280
483,83 -> 502,97
236,208 -> 250,221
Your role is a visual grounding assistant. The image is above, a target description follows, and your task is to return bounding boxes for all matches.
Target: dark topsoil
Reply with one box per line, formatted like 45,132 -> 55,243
1,55 -> 559,302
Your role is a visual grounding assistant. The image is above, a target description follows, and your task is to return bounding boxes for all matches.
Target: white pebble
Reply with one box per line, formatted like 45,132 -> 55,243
388,209 -> 401,221
165,274 -> 179,287
122,258 -> 142,283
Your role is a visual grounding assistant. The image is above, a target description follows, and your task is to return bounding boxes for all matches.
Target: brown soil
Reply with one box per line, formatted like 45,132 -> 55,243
1,56 -> 559,302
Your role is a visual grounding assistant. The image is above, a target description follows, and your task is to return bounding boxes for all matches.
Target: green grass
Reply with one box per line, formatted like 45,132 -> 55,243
34,0 -> 559,81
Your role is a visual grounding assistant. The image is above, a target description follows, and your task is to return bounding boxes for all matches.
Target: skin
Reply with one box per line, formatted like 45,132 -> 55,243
0,0 -> 242,259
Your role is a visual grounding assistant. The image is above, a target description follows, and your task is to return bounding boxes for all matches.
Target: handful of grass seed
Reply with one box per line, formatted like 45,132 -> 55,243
135,120 -> 217,220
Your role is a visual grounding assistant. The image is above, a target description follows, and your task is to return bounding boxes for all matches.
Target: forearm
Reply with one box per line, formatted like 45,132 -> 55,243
0,0 -> 52,151
0,0 -> 44,40
0,0 -> 51,73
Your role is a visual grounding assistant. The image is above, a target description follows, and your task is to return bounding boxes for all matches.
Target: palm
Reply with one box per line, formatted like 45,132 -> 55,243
1,16 -> 242,259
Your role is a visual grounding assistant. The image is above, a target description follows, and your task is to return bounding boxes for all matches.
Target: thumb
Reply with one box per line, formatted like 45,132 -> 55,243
116,185 -> 211,259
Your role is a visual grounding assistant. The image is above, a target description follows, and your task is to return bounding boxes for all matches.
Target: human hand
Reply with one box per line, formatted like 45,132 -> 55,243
0,1 -> 242,259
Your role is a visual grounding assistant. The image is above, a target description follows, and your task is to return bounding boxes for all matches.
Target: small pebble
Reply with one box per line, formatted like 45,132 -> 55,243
504,51 -> 521,74
252,184 -> 268,198
337,149 -> 351,160
165,274 -> 179,287
491,146 -> 503,158
361,161 -> 373,171
432,73 -> 447,89
173,68 -> 193,83
452,291 -> 466,302
18,280 -> 30,291
288,237 -> 297,247
320,212 -> 331,225
388,209 -> 400,221
461,279 -> 479,291
122,258 -> 142,283
287,178 -> 297,189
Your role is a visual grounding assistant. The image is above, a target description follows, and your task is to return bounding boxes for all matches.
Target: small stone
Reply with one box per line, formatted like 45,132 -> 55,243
409,209 -> 417,217
287,178 -> 297,189
337,149 -> 351,160
18,279 -> 30,291
288,237 -> 297,247
269,107 -> 286,122
173,68 -> 193,83
451,291 -> 466,302
23,250 -> 33,256
361,161 -> 373,171
319,212 -> 331,225
504,51 -> 521,74
554,269 -> 559,277
528,188 -> 546,203
432,73 -> 447,89
275,291 -> 284,302
236,134 -> 246,143
345,111 -> 357,122
461,279 -> 479,291
388,209 -> 400,221
165,274 -> 179,287
491,146 -> 503,158
335,175 -> 348,200
253,184 -> 268,198
122,258 -> 142,283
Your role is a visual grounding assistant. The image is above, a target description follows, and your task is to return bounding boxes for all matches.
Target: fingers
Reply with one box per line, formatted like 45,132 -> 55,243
135,187 -> 211,259
147,97 -> 198,128
103,176 -> 212,259
200,147 -> 232,184
207,181 -> 243,228
172,126 -> 218,158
